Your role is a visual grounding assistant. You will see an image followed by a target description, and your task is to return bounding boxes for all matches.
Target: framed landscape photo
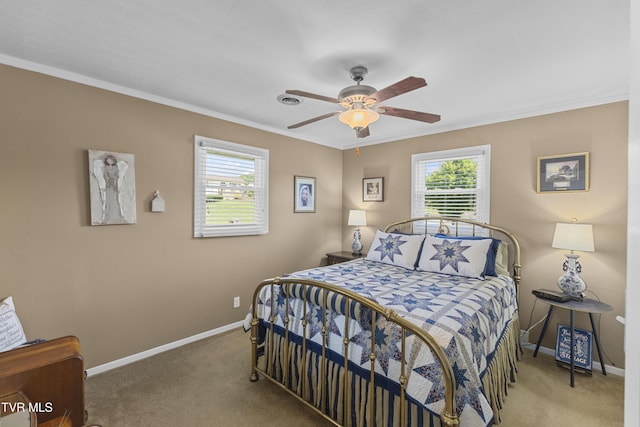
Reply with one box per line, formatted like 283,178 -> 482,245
294,175 -> 316,213
537,152 -> 589,193
363,177 -> 384,202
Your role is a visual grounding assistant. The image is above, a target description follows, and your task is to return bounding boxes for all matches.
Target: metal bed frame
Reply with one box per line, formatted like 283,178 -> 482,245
250,217 -> 522,427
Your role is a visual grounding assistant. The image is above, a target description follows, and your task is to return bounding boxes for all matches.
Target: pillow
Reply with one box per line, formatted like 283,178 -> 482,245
417,235 -> 492,279
366,230 -> 425,270
435,234 -> 500,276
0,296 -> 27,352
495,241 -> 510,276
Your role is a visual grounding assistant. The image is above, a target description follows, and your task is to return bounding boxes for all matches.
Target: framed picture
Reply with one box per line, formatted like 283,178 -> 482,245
537,152 -> 589,193
363,177 -> 384,202
88,149 -> 137,225
294,176 -> 316,213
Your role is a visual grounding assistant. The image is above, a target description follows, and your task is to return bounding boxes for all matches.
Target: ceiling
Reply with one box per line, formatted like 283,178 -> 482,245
0,1 -> 630,150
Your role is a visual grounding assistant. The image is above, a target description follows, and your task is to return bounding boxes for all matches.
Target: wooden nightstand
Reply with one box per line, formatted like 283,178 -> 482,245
326,251 -> 365,265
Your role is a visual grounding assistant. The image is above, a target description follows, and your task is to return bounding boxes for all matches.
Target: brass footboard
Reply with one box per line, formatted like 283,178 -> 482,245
250,277 -> 459,427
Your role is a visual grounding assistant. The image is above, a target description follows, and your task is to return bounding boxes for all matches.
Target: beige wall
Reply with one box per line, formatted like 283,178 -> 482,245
0,63 -> 628,371
343,102 -> 628,368
0,65 -> 343,368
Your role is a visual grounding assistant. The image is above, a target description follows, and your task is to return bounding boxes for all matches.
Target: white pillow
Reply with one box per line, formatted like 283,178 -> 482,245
417,235 -> 492,278
366,230 -> 425,270
0,296 -> 27,352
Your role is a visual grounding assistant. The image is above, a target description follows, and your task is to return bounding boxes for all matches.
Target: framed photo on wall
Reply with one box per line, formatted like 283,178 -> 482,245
363,177 -> 384,202
537,152 -> 589,193
294,175 -> 316,213
88,149 -> 137,225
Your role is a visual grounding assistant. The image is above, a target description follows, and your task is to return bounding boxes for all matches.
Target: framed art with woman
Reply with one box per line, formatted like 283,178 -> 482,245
294,176 -> 316,213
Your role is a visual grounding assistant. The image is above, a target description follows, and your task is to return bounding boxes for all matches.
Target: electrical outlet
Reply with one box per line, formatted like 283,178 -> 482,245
520,329 -> 529,345
233,296 -> 240,308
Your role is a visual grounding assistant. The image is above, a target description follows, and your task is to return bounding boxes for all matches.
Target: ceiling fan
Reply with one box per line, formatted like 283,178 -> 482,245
285,66 -> 440,138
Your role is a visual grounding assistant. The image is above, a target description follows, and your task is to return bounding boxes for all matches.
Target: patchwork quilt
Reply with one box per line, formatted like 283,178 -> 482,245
253,258 -> 518,427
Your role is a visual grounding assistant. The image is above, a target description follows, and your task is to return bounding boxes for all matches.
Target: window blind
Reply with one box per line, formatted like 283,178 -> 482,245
194,136 -> 269,237
411,145 -> 491,233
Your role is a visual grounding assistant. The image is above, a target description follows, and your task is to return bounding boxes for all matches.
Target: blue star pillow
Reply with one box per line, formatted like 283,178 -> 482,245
417,235 -> 492,278
365,230 -> 425,270
434,234 -> 501,277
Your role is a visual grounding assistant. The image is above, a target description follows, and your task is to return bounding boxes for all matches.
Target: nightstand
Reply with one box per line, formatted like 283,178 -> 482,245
532,294 -> 612,387
326,251 -> 365,265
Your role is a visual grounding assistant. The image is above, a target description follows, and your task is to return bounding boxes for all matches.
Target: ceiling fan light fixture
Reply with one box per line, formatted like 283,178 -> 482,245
338,107 -> 379,130
285,67 -> 437,137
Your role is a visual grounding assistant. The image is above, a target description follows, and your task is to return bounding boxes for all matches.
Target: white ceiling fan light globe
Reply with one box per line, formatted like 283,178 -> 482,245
339,108 -> 380,129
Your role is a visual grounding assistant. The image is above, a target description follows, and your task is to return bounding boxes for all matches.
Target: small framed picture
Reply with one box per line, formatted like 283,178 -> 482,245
537,152 -> 589,193
363,177 -> 384,202
294,176 -> 316,212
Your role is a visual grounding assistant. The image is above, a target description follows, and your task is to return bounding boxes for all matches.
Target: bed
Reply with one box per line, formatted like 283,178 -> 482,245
248,217 -> 522,427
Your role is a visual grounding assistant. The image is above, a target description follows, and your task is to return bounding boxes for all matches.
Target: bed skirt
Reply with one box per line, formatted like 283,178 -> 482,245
259,313 -> 521,426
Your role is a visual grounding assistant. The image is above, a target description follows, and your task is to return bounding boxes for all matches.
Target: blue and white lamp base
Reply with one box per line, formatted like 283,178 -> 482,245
352,228 -> 363,255
557,253 -> 586,299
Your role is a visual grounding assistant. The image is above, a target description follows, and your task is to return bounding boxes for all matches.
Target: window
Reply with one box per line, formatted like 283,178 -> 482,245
194,136 -> 269,237
411,145 -> 490,233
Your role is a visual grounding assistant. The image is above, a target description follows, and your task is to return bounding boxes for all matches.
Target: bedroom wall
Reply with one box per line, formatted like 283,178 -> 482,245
0,64 -> 343,368
342,101 -> 628,369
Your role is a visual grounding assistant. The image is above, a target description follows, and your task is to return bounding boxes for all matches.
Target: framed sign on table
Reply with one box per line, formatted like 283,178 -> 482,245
555,324 -> 593,371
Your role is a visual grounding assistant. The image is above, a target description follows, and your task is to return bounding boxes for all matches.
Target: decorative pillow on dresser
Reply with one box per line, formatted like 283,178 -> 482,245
366,230 -> 425,270
417,235 -> 492,279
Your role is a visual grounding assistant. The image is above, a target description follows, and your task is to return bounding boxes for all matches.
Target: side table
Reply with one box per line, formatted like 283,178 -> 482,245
533,294 -> 612,387
326,251 -> 365,265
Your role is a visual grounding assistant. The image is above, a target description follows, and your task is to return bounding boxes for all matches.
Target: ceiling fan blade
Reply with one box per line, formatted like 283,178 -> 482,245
356,126 -> 370,138
285,90 -> 339,104
287,111 -> 340,129
366,76 -> 427,104
378,106 -> 441,123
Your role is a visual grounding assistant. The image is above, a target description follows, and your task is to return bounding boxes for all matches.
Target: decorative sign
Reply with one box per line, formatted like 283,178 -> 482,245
555,324 -> 593,371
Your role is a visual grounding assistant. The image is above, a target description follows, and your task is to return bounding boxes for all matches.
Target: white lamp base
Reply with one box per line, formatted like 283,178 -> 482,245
557,253 -> 586,299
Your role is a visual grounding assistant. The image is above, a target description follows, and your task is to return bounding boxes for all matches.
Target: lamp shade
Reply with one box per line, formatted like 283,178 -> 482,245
348,210 -> 367,227
339,108 -> 379,129
552,223 -> 595,252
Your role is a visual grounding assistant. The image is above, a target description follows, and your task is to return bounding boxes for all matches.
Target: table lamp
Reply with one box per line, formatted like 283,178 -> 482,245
348,210 -> 367,255
551,221 -> 595,299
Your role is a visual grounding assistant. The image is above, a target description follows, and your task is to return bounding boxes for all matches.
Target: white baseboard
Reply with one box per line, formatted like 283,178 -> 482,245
522,343 -> 625,377
85,320 -> 244,377
85,323 -> 625,379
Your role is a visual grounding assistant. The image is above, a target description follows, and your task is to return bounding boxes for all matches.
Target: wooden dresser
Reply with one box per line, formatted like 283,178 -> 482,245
0,336 -> 85,427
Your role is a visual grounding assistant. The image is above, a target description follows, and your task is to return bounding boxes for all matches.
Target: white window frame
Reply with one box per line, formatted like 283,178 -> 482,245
194,136 -> 269,238
411,145 -> 491,234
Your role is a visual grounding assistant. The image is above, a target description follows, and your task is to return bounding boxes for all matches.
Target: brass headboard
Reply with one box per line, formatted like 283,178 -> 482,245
383,216 -> 521,293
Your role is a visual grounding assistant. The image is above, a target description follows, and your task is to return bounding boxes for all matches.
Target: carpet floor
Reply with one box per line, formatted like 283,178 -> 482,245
85,328 -> 624,426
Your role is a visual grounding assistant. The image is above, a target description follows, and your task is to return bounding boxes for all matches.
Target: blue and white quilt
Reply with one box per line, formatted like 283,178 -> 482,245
254,258 -> 518,427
